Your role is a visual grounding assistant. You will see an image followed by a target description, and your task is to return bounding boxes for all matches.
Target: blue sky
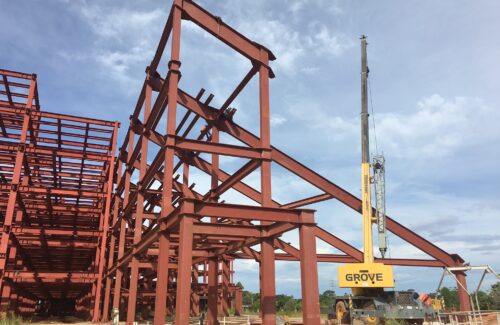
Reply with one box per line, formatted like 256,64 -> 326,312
1,0 -> 499,297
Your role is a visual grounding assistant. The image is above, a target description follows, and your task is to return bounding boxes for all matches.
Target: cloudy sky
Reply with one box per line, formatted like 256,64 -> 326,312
1,0 -> 499,297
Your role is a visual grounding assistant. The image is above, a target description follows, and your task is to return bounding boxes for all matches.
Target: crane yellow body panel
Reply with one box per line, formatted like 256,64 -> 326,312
338,262 -> 394,288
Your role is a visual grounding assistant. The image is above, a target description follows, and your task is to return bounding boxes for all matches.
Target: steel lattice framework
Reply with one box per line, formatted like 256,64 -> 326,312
0,68 -> 118,318
0,1 -> 472,324
96,1 -> 471,325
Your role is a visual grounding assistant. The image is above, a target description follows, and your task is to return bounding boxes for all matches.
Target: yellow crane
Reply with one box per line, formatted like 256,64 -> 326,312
337,36 -> 394,291
328,36 -> 442,325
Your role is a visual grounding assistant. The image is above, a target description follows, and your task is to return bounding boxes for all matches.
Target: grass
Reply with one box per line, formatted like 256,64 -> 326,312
0,313 -> 24,325
384,318 -> 405,325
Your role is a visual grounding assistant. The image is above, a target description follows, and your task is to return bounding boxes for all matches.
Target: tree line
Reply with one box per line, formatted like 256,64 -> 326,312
237,282 -> 500,313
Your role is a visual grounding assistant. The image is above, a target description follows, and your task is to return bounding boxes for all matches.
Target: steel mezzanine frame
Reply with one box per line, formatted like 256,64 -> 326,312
0,68 -> 119,318
97,0 -> 470,324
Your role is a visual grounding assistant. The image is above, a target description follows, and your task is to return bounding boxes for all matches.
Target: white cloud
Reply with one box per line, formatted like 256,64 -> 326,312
306,22 -> 354,56
270,114 -> 287,126
238,19 -> 305,74
61,2 -> 164,86
376,94 -> 500,159
76,4 -> 164,44
95,47 -> 153,84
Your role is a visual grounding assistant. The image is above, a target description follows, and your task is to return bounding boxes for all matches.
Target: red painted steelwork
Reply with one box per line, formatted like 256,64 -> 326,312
98,0 -> 469,324
0,68 -> 119,318
1,0 -> 472,321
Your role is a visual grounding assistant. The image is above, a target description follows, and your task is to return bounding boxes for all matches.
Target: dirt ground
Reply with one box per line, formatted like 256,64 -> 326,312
26,316 -> 92,324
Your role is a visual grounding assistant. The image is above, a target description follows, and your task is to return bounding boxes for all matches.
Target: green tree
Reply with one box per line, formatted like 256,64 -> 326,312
242,290 -> 260,311
276,294 -> 295,312
319,289 -> 337,308
488,282 -> 500,310
475,290 -> 493,310
440,287 -> 459,310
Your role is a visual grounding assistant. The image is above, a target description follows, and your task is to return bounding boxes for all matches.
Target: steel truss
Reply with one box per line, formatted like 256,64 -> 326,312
97,1 -> 470,324
0,1 -> 471,323
0,68 -> 118,318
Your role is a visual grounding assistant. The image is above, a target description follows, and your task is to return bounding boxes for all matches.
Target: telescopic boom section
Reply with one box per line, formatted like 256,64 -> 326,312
360,35 -> 374,264
337,36 -> 394,288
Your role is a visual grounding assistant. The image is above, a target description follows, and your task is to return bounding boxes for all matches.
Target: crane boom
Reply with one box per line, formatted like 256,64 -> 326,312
360,35 -> 374,264
337,36 -> 394,289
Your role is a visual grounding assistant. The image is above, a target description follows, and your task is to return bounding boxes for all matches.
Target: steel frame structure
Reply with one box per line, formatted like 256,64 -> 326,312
0,68 -> 118,318
96,1 -> 470,325
0,1 -> 472,324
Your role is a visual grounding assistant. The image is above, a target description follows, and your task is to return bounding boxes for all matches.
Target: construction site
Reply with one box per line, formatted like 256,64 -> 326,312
0,0 -> 499,324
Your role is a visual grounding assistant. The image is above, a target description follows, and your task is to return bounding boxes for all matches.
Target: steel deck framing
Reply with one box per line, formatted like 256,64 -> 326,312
0,68 -> 118,318
0,0 -> 471,323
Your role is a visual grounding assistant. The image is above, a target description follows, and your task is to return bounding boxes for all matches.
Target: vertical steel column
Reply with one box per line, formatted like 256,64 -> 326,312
93,122 -> 118,322
234,289 -> 243,316
102,159 -> 123,322
174,214 -> 194,324
126,83 -> 153,325
299,221 -> 320,325
455,271 -> 472,311
167,270 -> 175,317
258,49 -> 276,325
154,3 -> 183,322
191,264 -> 200,317
207,122 -> 220,324
0,283 -> 11,311
113,129 -> 135,318
221,258 -> 230,316
153,234 -> 170,325
207,259 -> 219,324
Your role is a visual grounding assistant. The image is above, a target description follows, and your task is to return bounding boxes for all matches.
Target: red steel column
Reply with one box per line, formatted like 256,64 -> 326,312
191,264 -> 200,316
102,159 -> 122,322
299,221 -> 321,325
258,48 -> 276,325
126,82 -> 153,325
93,121 -> 118,322
234,289 -> 243,316
221,258 -> 230,316
154,1 -> 183,322
113,129 -> 135,318
207,259 -> 219,324
153,233 -> 170,325
0,283 -> 12,312
174,215 -> 194,324
207,89 -> 220,324
455,271 -> 471,311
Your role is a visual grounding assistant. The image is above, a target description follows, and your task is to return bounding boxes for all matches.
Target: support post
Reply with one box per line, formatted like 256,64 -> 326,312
93,122 -> 119,322
126,81 -> 153,325
112,128 -> 134,318
258,48 -> 276,325
455,271 -> 472,311
207,258 -> 219,324
221,258 -> 230,316
299,222 -> 321,325
234,289 -> 243,316
153,233 -> 170,325
174,216 -> 194,324
102,159 -> 122,321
